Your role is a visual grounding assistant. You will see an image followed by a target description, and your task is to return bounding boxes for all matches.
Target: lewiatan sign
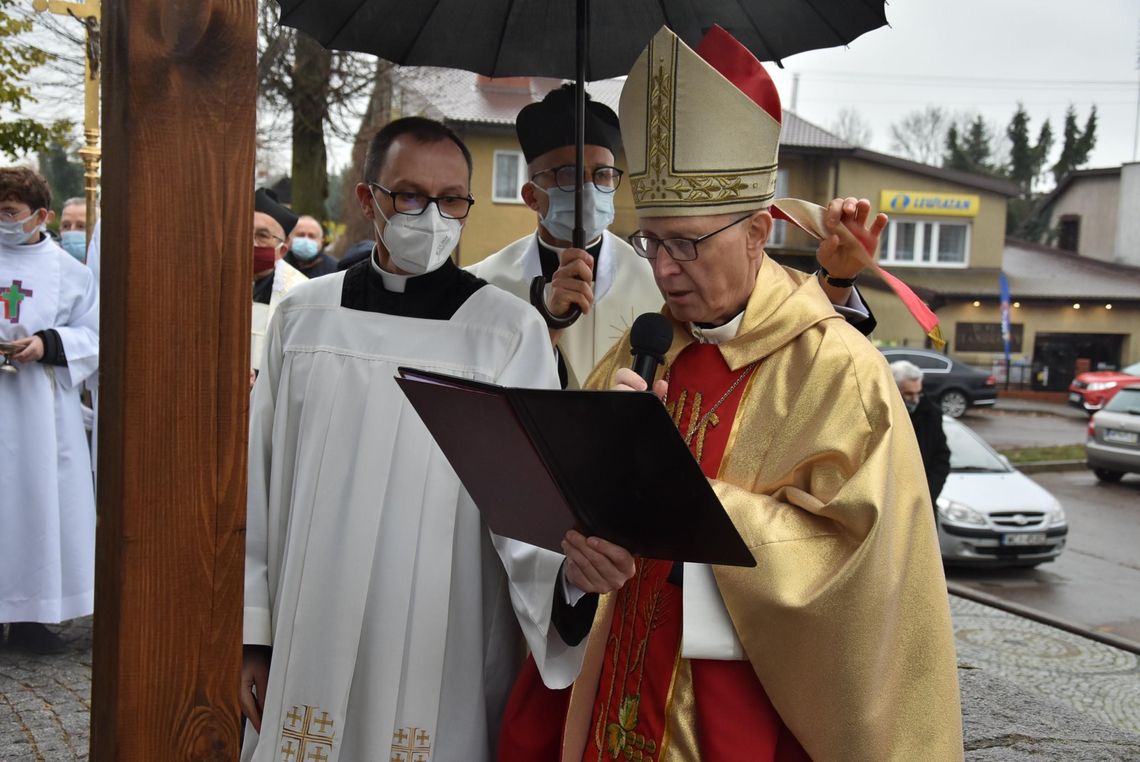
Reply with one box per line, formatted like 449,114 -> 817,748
880,190 -> 980,217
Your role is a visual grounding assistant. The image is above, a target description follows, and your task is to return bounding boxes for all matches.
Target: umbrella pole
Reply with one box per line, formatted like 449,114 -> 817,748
529,0 -> 588,328
573,0 -> 587,249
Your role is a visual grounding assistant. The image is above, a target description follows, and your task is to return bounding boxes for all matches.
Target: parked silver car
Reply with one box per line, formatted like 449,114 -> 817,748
1086,386 -> 1140,483
935,417 -> 1067,567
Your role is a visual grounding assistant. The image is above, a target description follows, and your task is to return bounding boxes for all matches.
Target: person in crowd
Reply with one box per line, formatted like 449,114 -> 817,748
893,359 -> 952,503
0,167 -> 99,654
59,197 -> 93,263
240,117 -> 631,762
251,188 -> 306,374
498,27 -> 961,761
283,214 -> 337,278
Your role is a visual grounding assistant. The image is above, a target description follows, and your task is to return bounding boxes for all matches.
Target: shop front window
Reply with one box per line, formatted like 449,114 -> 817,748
880,218 -> 970,267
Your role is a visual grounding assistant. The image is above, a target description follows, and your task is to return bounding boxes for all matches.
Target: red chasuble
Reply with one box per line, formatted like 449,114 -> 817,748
581,343 -> 808,761
499,344 -> 809,761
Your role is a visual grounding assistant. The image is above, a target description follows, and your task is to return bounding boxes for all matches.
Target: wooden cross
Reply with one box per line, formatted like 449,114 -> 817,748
89,1 -> 255,759
31,0 -> 101,243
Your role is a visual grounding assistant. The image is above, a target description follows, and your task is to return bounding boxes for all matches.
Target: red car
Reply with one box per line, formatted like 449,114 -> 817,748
1069,360 -> 1140,414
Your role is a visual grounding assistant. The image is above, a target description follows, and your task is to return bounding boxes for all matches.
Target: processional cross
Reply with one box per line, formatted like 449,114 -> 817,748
32,0 -> 101,244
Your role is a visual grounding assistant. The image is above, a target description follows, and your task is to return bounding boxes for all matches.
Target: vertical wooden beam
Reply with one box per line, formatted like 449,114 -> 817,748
92,1 -> 255,758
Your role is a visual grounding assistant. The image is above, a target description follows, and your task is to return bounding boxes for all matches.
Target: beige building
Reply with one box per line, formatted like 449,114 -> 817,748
395,70 -> 1140,390
1042,163 -> 1140,268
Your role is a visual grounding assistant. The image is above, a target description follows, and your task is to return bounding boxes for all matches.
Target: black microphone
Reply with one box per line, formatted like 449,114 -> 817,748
629,313 -> 673,387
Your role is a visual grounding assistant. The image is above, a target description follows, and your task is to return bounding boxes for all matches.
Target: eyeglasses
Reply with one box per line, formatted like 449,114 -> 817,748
629,215 -> 752,262
253,230 -> 286,248
0,209 -> 34,223
530,165 -> 623,194
370,183 -> 474,220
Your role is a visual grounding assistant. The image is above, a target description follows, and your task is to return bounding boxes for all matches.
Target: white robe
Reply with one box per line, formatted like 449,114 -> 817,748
250,258 -> 307,371
0,235 -> 98,623
243,270 -> 586,762
469,231 -> 663,388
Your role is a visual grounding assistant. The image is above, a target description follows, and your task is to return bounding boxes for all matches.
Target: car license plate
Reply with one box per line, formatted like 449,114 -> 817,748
1002,533 -> 1047,546
1105,429 -> 1139,445
1069,392 -> 1082,403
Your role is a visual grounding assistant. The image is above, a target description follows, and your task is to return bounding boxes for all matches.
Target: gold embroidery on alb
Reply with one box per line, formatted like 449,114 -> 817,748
391,725 -> 433,762
280,704 -> 335,762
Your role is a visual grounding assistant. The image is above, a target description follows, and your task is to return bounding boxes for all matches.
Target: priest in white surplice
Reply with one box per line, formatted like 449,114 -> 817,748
0,167 -> 98,655
468,86 -> 661,390
242,118 -> 633,762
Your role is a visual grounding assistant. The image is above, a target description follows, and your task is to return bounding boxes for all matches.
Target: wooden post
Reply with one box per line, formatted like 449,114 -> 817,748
91,1 -> 255,759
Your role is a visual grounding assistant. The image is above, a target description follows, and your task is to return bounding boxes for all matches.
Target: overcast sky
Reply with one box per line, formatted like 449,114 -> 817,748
765,0 -> 1138,175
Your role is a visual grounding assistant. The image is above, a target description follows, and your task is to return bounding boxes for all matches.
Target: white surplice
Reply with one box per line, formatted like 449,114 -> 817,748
0,235 -> 98,623
469,231 -> 663,388
250,258 -> 307,371
243,269 -> 586,762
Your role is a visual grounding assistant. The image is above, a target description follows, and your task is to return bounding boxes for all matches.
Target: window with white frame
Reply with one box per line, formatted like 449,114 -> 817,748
492,150 -> 528,203
768,169 -> 790,246
879,218 -> 970,267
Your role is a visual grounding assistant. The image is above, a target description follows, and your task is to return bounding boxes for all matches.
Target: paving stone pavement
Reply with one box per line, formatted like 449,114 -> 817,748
2,600 -> 1139,760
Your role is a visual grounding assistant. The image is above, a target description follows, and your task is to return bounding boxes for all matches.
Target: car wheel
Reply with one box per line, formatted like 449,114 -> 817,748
1093,468 -> 1124,483
940,390 -> 968,418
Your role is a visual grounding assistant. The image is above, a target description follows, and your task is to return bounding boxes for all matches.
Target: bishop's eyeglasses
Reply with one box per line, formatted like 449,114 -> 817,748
629,214 -> 751,262
530,165 -> 624,194
369,183 -> 475,220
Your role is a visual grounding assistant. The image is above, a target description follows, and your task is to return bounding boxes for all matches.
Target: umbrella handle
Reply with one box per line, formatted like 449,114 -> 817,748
529,275 -> 581,329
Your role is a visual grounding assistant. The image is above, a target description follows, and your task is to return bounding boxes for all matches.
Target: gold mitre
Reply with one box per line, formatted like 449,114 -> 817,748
620,25 -> 782,217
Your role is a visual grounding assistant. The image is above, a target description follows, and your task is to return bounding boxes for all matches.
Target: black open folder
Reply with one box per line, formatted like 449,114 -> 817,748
395,367 -> 756,568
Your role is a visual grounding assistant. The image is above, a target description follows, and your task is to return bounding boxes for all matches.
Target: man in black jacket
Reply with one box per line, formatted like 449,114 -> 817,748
892,360 -> 951,503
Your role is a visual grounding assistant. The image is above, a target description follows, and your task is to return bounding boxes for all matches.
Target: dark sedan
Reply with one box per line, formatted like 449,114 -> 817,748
881,348 -> 998,418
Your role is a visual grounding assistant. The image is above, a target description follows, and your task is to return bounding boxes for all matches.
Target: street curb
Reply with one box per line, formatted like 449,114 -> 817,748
947,583 -> 1140,655
1014,460 -> 1089,473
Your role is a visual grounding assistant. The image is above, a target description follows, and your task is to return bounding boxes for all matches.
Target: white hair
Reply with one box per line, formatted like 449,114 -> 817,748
890,360 -> 924,385
62,197 -> 86,210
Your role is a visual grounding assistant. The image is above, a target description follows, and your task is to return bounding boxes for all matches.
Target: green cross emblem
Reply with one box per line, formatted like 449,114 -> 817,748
1,280 -> 33,324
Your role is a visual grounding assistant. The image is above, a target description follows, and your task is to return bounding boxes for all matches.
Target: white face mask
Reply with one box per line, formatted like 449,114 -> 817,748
533,183 -> 615,244
370,191 -> 462,275
0,213 -> 42,247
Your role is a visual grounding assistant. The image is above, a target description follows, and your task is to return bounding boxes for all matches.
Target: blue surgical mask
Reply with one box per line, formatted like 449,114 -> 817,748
290,237 -> 321,261
904,399 -> 919,414
61,230 -> 87,262
0,214 -> 42,247
533,184 -> 615,244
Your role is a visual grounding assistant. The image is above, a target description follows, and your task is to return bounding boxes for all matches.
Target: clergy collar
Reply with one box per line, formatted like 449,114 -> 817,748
370,248 -> 412,293
536,232 -> 604,257
690,310 -> 745,344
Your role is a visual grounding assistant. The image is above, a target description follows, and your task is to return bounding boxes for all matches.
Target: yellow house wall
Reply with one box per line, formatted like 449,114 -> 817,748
834,158 -> 1008,270
455,130 -> 639,267
873,296 -> 1139,370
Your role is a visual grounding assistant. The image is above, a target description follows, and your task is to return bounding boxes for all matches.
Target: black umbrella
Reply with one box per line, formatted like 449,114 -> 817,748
276,0 -> 888,326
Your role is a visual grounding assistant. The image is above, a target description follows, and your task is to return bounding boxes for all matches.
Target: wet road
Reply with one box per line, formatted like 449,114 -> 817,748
946,469 -> 1140,647
959,406 -> 1088,449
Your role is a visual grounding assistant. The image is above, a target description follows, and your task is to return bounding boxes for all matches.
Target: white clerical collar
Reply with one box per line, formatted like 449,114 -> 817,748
689,311 -> 744,344
370,249 -> 410,293
536,233 -> 603,257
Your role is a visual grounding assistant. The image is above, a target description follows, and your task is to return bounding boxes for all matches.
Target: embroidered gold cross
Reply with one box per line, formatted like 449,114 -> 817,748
666,390 -> 719,464
390,725 -> 432,762
280,705 -> 334,762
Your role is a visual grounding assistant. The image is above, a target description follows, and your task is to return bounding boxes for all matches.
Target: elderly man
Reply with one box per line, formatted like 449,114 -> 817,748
472,86 -> 876,391
58,197 -> 93,262
241,117 -> 629,762
284,214 -> 337,278
892,360 -> 952,503
250,188 -> 306,372
469,85 -> 662,389
501,27 -> 962,761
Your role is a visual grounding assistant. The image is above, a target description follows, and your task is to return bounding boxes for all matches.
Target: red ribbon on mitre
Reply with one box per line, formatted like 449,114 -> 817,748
771,199 -> 946,350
